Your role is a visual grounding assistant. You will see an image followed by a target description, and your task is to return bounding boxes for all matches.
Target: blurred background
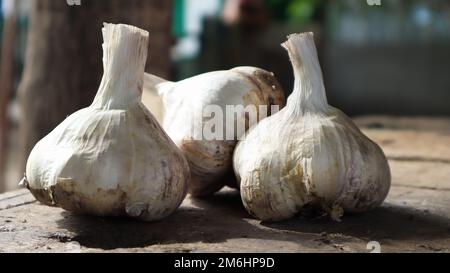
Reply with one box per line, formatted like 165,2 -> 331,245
0,0 -> 449,192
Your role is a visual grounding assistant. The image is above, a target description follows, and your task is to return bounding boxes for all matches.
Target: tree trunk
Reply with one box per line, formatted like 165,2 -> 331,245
0,0 -> 18,191
17,0 -> 173,173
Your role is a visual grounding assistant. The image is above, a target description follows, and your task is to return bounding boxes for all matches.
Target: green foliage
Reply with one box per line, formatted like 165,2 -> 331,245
264,0 -> 322,23
287,0 -> 318,23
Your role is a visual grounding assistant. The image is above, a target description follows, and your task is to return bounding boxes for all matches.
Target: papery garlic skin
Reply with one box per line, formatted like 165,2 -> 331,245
143,67 -> 285,197
233,33 -> 390,222
22,23 -> 189,221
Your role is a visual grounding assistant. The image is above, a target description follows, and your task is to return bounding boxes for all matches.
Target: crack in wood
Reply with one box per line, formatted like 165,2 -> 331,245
392,184 -> 450,192
0,200 -> 37,211
0,191 -> 32,202
388,156 -> 450,164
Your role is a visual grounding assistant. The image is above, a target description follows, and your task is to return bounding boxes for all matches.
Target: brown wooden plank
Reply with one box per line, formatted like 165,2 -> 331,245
0,183 -> 448,253
389,161 -> 450,190
1,117 -> 449,252
357,116 -> 450,162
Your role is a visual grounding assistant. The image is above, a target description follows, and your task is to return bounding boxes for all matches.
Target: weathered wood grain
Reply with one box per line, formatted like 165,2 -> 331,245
0,117 -> 449,253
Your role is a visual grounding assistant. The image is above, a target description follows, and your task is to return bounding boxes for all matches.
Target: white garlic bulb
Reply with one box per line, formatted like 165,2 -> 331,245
233,33 -> 391,222
143,67 -> 285,197
20,23 -> 189,221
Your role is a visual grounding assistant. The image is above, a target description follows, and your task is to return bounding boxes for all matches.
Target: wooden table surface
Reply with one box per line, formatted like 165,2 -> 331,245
1,116 -> 449,253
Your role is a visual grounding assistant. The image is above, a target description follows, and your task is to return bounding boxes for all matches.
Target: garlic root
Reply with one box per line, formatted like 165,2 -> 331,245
22,23 -> 189,221
143,66 -> 285,197
233,32 -> 391,222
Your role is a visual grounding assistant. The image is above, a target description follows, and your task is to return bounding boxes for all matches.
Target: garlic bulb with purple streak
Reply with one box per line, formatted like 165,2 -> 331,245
233,32 -> 390,222
143,67 -> 285,197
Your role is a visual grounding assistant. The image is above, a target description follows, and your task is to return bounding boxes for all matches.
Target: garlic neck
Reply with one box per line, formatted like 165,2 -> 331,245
282,32 -> 328,116
93,23 -> 149,110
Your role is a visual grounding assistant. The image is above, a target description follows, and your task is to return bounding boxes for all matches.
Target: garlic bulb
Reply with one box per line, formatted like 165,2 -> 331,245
20,23 -> 189,221
233,33 -> 391,222
143,67 -> 285,197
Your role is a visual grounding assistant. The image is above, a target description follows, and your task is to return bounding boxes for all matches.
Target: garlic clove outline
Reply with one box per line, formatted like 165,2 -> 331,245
143,66 -> 285,197
233,32 -> 391,222
22,23 -> 190,221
